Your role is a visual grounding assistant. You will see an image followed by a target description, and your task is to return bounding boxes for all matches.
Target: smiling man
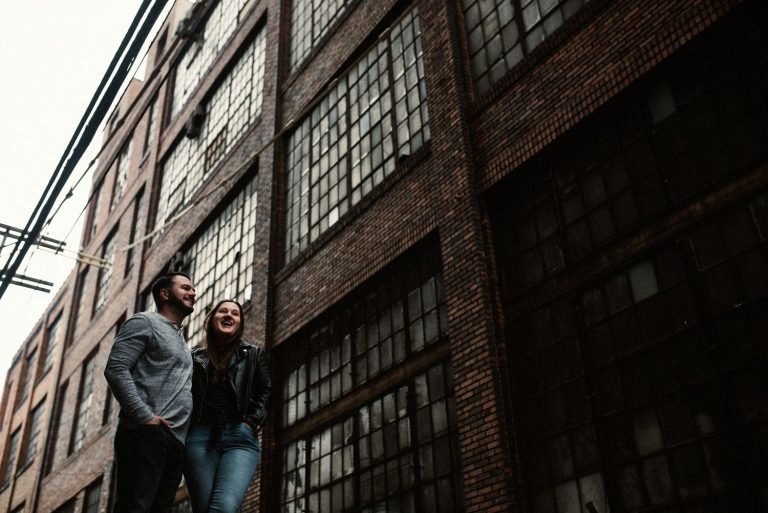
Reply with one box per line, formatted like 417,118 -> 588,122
105,272 -> 197,513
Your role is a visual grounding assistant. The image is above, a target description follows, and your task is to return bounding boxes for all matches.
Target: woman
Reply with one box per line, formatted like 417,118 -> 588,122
184,299 -> 272,513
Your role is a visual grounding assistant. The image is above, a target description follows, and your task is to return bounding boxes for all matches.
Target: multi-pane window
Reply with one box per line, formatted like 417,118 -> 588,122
93,229 -> 117,315
42,316 -> 61,374
462,0 -> 592,95
72,267 -> 90,342
285,8 -> 430,262
17,349 -> 38,407
44,381 -> 68,475
1,428 -> 21,487
155,26 -> 266,228
53,500 -> 76,513
176,175 -> 258,348
142,97 -> 157,157
88,179 -> 104,241
111,137 -> 132,210
125,190 -> 145,276
281,362 -> 464,513
70,351 -> 97,454
171,0 -> 255,118
289,0 -> 350,71
83,479 -> 102,513
282,256 -> 447,427
20,401 -> 45,468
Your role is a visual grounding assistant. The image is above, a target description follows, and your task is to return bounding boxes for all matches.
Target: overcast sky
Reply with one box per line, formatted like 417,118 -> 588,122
0,1 -> 160,392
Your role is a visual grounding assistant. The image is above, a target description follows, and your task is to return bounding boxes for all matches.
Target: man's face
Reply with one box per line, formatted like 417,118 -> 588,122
164,275 -> 196,316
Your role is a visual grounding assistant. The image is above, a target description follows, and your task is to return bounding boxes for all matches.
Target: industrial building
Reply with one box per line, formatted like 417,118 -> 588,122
1,0 -> 767,512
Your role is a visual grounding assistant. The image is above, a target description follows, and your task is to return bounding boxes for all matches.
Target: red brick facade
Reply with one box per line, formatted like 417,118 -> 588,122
2,0 -> 765,512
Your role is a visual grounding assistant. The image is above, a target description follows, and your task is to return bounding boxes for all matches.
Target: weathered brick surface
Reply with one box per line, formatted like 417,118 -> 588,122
0,0 -> 751,512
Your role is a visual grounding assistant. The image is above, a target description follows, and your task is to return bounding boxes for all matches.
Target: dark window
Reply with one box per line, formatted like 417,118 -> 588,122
82,478 -> 102,513
125,190 -> 145,277
69,350 -> 98,454
281,362 -> 464,513
70,267 -> 90,344
53,499 -> 76,513
87,179 -> 104,242
1,428 -> 21,487
16,349 -> 38,408
111,137 -> 133,210
142,97 -> 158,158
93,229 -> 118,315
44,381 -> 68,475
462,0 -> 592,95
42,315 -> 62,375
20,400 -> 46,468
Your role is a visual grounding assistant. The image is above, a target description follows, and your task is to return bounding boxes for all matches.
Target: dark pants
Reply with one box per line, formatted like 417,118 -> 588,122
114,425 -> 185,513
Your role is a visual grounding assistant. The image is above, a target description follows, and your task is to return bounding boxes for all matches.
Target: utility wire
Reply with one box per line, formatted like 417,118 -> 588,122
0,0 -> 172,300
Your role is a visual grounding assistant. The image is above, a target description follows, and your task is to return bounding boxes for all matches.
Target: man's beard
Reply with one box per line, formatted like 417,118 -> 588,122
168,292 -> 194,315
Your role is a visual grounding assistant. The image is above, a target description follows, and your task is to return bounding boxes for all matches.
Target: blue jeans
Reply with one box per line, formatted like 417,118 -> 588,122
184,423 -> 261,513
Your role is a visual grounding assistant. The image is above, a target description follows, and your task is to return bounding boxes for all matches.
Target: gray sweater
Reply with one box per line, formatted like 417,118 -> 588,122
104,311 -> 193,444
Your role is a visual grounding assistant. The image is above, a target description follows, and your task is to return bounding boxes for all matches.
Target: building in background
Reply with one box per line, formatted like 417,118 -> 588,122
2,0 -> 768,512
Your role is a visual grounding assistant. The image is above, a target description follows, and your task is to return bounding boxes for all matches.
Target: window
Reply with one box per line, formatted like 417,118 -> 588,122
155,25 -> 266,229
1,428 -> 21,487
462,0 -> 592,95
88,179 -> 104,241
83,478 -> 102,513
171,0 -> 256,118
9,504 -> 24,513
111,137 -> 133,210
289,0 -> 351,70
102,318 -> 124,426
93,229 -> 118,315
42,315 -> 62,374
17,349 -> 38,407
44,381 -> 68,475
20,401 -> 45,468
125,190 -> 145,276
71,267 -> 90,343
0,381 -> 11,426
281,362 -> 464,513
174,174 -> 258,348
53,499 -> 76,513
142,97 -> 158,157
70,350 -> 98,454
285,8 -> 430,262
283,253 -> 448,427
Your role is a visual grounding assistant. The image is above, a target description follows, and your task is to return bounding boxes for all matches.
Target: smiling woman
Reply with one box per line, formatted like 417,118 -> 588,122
184,299 -> 272,513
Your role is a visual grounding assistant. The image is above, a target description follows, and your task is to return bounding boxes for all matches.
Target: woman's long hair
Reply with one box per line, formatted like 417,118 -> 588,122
203,299 -> 245,382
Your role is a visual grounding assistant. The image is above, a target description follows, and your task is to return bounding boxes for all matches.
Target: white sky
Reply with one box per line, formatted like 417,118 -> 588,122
0,1 -> 165,393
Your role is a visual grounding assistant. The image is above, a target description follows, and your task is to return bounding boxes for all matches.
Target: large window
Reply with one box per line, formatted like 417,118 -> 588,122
42,315 -> 61,374
281,362 -> 464,513
124,190 -> 145,277
93,229 -> 117,315
171,0 -> 254,118
282,253 -> 447,427
111,138 -> 132,210
20,401 -> 45,468
1,428 -> 21,487
156,25 -> 266,229
279,247 -> 461,513
289,0 -> 350,71
462,0 -> 592,95
70,350 -> 97,454
44,381 -> 68,475
83,478 -> 102,513
285,8 -> 430,262
175,174 -> 258,348
16,348 -> 38,407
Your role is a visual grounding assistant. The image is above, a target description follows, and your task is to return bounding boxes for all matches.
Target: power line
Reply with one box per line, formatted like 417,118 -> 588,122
0,0 -> 170,301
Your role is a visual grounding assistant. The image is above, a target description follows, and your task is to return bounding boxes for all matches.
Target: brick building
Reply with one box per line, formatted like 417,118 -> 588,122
1,0 -> 767,512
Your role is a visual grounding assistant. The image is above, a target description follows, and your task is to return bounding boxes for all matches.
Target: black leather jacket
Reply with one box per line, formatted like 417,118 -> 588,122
191,341 -> 272,430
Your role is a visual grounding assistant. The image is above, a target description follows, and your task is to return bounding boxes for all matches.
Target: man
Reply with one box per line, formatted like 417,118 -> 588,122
105,272 -> 197,513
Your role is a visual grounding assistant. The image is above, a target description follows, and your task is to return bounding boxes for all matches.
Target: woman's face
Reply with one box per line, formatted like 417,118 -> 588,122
211,301 -> 241,340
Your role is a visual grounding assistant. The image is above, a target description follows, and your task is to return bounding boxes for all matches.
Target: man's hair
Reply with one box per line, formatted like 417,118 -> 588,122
151,272 -> 192,308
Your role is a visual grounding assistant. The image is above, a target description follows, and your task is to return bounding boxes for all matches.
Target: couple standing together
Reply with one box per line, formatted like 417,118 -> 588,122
104,272 -> 272,513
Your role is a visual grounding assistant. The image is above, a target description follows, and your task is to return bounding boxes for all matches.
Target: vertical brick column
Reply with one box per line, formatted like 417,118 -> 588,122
418,1 -> 516,511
